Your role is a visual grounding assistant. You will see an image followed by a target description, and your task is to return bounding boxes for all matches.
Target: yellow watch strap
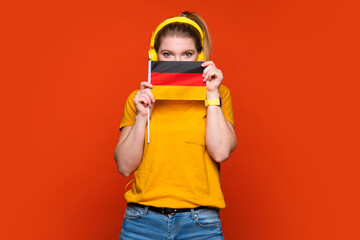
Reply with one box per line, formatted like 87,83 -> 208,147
205,99 -> 221,107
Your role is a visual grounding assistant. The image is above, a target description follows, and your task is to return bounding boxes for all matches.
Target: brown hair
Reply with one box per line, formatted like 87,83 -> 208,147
154,11 -> 213,61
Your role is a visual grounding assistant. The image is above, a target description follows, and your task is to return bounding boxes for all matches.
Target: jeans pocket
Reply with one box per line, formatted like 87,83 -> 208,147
124,205 -> 144,220
195,209 -> 222,229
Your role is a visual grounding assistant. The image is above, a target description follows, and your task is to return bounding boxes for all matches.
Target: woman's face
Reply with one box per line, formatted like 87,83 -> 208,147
158,35 -> 198,61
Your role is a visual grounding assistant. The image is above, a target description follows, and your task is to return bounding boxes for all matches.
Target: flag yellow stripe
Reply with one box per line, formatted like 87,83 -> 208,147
152,86 -> 206,100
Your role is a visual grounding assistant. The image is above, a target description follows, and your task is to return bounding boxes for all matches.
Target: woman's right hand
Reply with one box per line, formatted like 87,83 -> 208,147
134,82 -> 155,117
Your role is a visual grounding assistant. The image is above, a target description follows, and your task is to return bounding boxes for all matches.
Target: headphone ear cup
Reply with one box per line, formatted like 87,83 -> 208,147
148,49 -> 158,61
197,51 -> 205,61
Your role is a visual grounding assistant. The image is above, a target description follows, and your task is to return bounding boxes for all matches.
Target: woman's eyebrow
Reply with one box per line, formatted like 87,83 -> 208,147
184,50 -> 195,52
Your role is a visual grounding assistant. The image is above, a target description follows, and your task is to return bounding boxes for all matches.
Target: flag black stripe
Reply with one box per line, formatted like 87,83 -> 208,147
151,61 -> 204,73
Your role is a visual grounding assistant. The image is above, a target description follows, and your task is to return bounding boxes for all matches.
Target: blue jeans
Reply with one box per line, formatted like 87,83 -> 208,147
119,204 -> 224,240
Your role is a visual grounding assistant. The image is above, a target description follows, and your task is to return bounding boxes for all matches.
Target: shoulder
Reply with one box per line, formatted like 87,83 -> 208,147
219,85 -> 231,98
120,90 -> 139,128
124,90 -> 139,104
128,89 -> 139,99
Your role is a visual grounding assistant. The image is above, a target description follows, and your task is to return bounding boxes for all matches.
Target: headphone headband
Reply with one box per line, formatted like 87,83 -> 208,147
149,17 -> 205,61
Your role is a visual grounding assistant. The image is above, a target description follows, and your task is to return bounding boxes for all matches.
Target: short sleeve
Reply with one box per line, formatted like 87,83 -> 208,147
219,85 -> 234,126
119,90 -> 138,131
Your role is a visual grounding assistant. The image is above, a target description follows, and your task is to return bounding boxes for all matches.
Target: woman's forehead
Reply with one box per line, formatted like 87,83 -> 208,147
159,35 -> 196,50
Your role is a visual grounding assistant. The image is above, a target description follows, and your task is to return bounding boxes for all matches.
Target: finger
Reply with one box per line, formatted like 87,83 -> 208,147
135,90 -> 151,104
144,88 -> 155,102
201,61 -> 215,68
142,94 -> 153,107
136,88 -> 155,103
139,91 -> 153,106
202,65 -> 215,78
140,81 -> 153,90
204,69 -> 217,81
137,95 -> 152,108
203,64 -> 221,79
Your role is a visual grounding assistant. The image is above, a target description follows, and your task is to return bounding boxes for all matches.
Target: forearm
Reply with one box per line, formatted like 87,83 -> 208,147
114,115 -> 147,177
205,91 -> 236,162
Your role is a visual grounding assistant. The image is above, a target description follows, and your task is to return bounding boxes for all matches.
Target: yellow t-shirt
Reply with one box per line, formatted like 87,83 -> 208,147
119,85 -> 234,209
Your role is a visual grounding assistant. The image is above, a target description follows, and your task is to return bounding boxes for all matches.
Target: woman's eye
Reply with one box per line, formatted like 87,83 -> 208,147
184,52 -> 193,56
163,52 -> 171,57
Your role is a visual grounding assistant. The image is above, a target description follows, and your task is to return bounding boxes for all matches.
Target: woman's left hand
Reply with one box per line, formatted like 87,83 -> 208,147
202,61 -> 223,93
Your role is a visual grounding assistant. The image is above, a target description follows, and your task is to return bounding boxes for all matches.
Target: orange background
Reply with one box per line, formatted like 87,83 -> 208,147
1,0 -> 359,239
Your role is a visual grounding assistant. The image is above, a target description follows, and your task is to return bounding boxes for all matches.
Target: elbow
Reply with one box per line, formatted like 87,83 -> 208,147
116,161 -> 133,177
209,142 -> 237,163
114,153 -> 133,177
118,167 -> 132,177
211,151 -> 231,163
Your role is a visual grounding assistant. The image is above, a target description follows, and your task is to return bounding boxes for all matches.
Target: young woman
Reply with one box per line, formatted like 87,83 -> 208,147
114,11 -> 236,239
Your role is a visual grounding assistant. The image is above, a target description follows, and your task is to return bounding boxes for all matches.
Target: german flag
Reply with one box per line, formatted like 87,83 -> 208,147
149,61 -> 206,100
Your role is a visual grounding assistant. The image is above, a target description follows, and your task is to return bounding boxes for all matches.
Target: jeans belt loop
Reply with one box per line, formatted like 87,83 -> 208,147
144,206 -> 149,215
190,208 -> 196,220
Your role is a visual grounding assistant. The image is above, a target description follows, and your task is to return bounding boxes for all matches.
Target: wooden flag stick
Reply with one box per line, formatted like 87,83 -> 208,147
147,60 -> 151,144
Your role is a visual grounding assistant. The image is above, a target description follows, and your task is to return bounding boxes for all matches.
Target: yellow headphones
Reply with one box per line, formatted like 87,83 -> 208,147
148,17 -> 205,61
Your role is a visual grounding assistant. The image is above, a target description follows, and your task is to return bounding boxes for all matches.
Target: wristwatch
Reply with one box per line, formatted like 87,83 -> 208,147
205,98 -> 222,107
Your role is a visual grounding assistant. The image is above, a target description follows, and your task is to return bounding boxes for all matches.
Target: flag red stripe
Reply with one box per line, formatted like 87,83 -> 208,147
151,73 -> 205,86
